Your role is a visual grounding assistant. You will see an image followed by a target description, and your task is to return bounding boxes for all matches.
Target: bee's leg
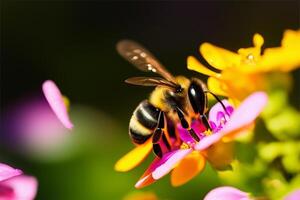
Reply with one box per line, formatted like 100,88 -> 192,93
204,90 -> 230,116
200,114 -> 212,131
175,107 -> 200,142
153,143 -> 163,158
152,111 -> 171,158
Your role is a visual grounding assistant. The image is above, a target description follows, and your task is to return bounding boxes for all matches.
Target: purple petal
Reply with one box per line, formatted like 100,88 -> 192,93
220,92 -> 268,136
209,100 -> 233,125
195,92 -> 267,151
194,132 -> 223,151
0,163 -> 23,182
204,186 -> 249,200
177,124 -> 194,143
152,148 -> 192,180
145,150 -> 185,174
42,80 -> 73,129
284,189 -> 300,200
0,175 -> 38,200
178,120 -> 205,143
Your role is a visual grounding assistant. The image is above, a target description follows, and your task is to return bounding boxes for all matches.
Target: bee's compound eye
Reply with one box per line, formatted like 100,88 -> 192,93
188,81 -> 206,115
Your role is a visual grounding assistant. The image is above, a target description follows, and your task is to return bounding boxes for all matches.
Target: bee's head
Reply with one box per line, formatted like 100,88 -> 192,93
173,76 -> 190,94
187,78 -> 207,115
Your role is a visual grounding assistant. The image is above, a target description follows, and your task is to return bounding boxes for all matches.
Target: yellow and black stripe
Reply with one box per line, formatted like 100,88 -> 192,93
129,100 -> 160,144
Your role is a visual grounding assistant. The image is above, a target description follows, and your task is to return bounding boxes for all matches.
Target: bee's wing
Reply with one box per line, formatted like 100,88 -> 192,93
117,40 -> 177,83
125,77 -> 178,89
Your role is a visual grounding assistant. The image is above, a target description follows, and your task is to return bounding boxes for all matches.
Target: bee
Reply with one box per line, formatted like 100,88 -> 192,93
117,40 -> 227,158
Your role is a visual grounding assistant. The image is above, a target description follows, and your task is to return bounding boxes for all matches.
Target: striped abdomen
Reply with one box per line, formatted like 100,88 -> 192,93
129,100 -> 160,145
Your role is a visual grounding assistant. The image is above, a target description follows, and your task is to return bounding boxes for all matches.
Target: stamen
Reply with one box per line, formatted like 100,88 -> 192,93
180,142 -> 189,149
204,129 -> 212,136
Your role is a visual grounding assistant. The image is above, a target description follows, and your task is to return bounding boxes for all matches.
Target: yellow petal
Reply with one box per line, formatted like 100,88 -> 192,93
187,56 -> 220,77
207,77 -> 228,97
170,151 -> 206,187
235,34 -> 264,73
200,43 -> 240,70
206,141 -> 234,170
282,29 -> 300,48
261,47 -> 300,72
115,139 -> 152,172
253,33 -> 264,48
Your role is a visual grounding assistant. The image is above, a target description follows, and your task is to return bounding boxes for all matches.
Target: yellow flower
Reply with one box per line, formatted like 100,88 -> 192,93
114,139 -> 152,172
187,29 -> 300,102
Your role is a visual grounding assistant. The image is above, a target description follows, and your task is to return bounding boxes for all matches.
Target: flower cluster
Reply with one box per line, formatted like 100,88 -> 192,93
186,29 -> 300,199
115,29 -> 299,199
116,92 -> 267,188
187,29 -> 300,103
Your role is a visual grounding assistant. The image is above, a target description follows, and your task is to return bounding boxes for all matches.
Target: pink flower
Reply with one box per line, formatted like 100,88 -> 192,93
284,189 -> 300,200
42,80 -> 73,129
204,186 -> 249,200
1,80 -> 73,159
135,92 -> 268,188
0,164 -> 22,182
0,163 -> 38,200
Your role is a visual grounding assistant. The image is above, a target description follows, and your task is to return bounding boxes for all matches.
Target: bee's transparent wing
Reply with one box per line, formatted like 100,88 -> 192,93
125,77 -> 178,89
117,40 -> 176,83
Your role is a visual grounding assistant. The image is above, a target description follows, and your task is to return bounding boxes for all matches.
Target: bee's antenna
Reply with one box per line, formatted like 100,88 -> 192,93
204,91 -> 231,117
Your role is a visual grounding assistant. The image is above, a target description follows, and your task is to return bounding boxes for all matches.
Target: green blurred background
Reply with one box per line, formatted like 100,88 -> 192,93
1,1 -> 299,199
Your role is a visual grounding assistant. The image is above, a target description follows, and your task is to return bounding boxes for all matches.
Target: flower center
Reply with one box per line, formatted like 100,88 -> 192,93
180,142 -> 190,149
204,129 -> 213,136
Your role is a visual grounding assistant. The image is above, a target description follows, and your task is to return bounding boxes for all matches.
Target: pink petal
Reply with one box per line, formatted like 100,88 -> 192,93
209,100 -> 233,124
204,186 -> 249,200
284,189 -> 300,200
135,174 -> 152,188
0,163 -> 23,182
152,148 -> 192,180
42,80 -> 73,129
177,120 -> 206,143
135,149 -> 193,188
194,132 -> 223,151
195,92 -> 267,151
135,157 -> 165,188
220,92 -> 268,135
0,175 -> 38,200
